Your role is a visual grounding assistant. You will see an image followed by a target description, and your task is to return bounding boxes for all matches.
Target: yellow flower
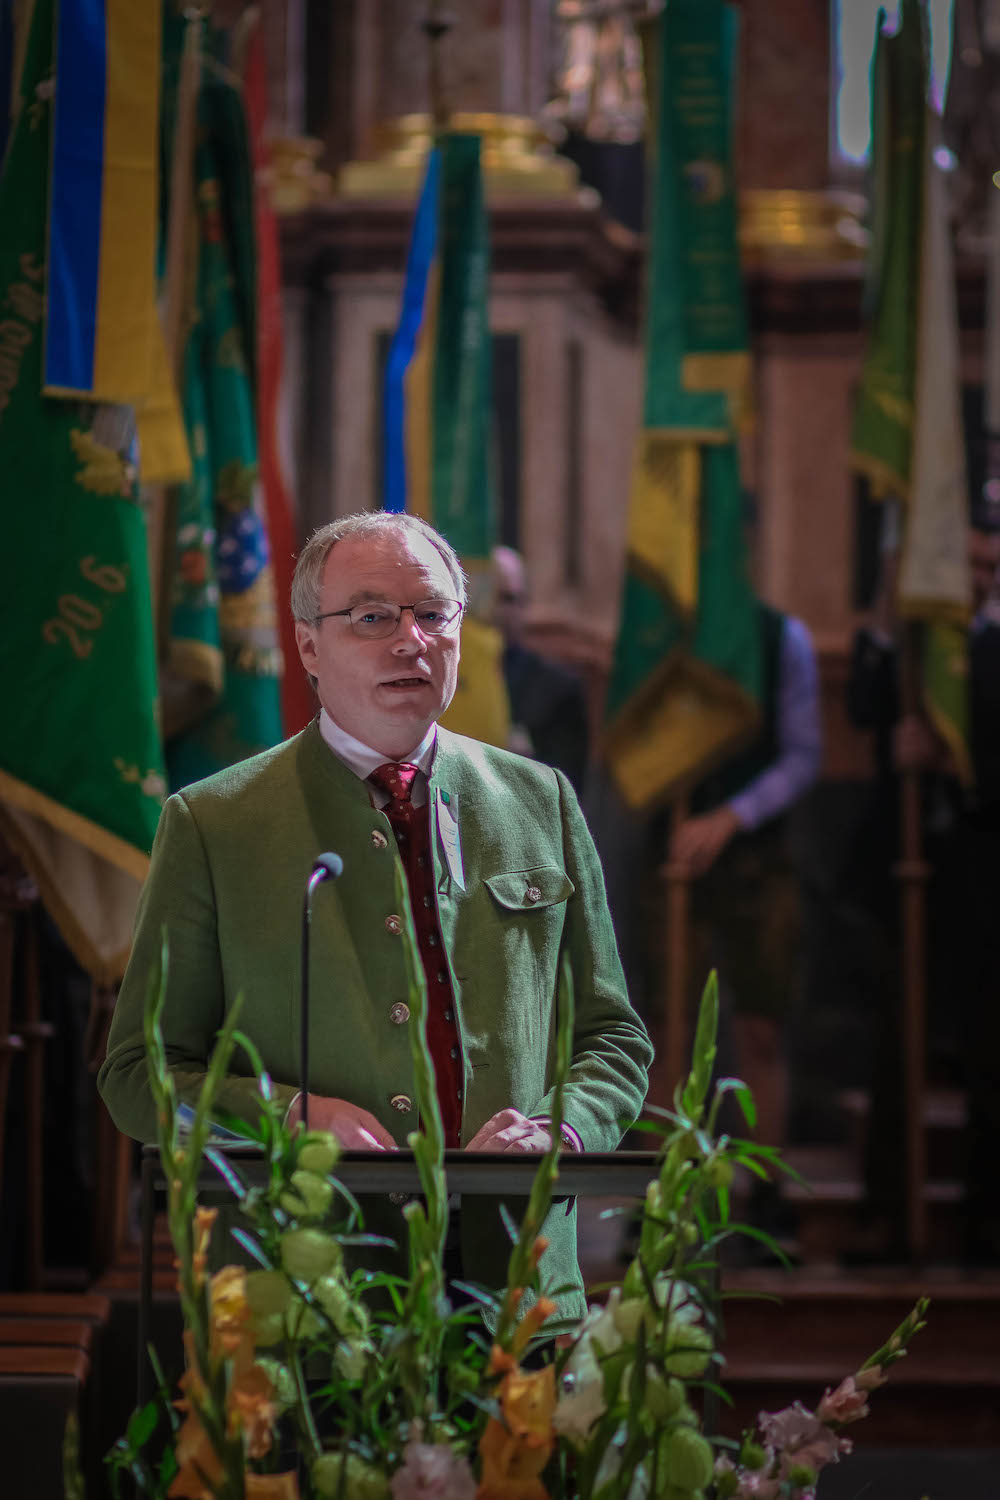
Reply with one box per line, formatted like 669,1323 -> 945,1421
210,1265 -> 252,1359
191,1206 -> 218,1287
228,1362 -> 278,1458
478,1365 -> 556,1500
511,1298 -> 557,1361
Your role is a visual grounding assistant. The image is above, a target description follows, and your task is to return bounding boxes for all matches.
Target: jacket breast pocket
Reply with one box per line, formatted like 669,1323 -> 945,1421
480,866 -> 575,1032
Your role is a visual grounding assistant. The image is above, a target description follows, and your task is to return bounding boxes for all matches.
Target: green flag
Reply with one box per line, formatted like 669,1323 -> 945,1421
161,17 -> 283,788
851,0 -> 972,781
604,0 -> 760,810
0,0 -> 165,982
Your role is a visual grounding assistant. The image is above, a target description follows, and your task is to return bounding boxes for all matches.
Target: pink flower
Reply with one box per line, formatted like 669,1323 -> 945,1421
816,1376 -> 871,1426
389,1441 -> 476,1500
757,1402 -> 821,1451
735,1473 -> 780,1499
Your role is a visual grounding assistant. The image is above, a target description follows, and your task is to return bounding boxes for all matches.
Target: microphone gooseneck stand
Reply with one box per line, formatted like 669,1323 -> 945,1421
300,851 -> 344,1128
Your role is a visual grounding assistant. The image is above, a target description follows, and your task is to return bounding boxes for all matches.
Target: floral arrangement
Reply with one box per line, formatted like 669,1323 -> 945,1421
103,870 -> 927,1500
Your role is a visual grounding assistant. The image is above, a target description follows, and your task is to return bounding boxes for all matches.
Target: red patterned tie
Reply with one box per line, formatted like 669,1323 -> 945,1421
368,762 -> 463,1146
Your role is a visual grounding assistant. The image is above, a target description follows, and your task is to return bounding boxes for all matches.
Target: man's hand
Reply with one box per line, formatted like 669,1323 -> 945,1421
286,1094 -> 398,1151
669,805 -> 742,878
464,1108 -> 554,1153
893,713 -> 946,773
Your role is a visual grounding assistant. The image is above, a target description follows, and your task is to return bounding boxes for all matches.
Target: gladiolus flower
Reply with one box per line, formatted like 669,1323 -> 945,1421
816,1376 -> 871,1426
227,1362 -> 277,1458
210,1265 -> 251,1358
191,1206 -> 218,1287
390,1439 -> 476,1500
511,1297 -> 557,1359
478,1366 -> 557,1500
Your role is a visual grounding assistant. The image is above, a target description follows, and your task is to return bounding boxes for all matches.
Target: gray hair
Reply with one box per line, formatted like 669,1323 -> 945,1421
290,511 -> 468,622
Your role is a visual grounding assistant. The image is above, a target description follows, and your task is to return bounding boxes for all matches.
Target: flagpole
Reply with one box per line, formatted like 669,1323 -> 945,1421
150,7 -> 204,657
661,796 -> 691,1103
897,623 -> 929,1261
422,3 -> 453,132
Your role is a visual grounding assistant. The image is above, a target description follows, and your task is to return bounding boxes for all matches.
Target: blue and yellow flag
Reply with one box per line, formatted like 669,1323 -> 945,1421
384,134 -> 509,748
42,0 -> 188,484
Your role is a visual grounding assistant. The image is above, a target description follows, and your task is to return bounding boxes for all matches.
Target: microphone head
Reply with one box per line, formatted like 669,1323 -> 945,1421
313,851 -> 344,881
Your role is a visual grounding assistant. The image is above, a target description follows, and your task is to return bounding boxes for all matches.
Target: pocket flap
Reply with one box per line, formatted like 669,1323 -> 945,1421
484,867 -> 575,911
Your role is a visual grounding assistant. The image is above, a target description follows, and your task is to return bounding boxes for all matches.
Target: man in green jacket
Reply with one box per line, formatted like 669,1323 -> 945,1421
99,511 -> 651,1320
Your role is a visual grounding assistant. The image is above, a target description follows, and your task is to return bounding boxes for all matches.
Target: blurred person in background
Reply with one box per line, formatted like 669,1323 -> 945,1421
491,546 -> 591,794
847,520 -> 1000,1262
670,603 -> 822,1246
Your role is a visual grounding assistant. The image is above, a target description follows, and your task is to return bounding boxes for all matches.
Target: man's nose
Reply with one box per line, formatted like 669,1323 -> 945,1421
390,607 -> 428,649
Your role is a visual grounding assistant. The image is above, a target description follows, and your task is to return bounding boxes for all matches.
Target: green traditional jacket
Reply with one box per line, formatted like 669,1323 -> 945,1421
99,721 -> 652,1322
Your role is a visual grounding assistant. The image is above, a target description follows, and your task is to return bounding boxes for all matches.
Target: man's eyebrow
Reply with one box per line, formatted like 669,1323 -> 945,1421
342,590 -> 394,607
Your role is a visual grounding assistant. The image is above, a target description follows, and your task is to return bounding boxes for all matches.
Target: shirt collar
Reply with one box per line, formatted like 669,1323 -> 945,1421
318,708 -> 437,784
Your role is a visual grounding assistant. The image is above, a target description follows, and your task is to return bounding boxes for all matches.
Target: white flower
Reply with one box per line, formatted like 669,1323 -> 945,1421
553,1340 -> 607,1441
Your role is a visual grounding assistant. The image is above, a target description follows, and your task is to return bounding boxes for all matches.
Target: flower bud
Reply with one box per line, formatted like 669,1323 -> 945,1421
664,1324 -> 713,1379
612,1296 -> 649,1342
739,1440 -> 767,1471
644,1372 -> 688,1422
297,1133 -> 340,1176
658,1427 -> 714,1491
280,1227 -> 341,1283
312,1452 -> 389,1500
280,1168 -> 334,1220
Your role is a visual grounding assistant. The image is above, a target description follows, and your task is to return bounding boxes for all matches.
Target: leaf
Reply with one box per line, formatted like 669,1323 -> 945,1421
205,1146 -> 249,1202
498,1201 -> 521,1246
124,1400 -> 159,1450
448,1279 -> 501,1310
229,1227 -> 272,1268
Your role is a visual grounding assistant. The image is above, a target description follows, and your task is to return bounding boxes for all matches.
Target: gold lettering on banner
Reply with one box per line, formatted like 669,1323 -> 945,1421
41,555 -> 131,660
0,255 -> 44,420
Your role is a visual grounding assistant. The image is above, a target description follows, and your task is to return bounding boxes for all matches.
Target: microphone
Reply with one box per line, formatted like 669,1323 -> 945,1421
300,852 -> 344,1129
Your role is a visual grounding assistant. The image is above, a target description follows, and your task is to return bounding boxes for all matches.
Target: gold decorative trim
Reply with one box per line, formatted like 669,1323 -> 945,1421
0,805 -> 134,986
339,113 -> 579,200
0,769 -> 151,882
740,189 -> 869,260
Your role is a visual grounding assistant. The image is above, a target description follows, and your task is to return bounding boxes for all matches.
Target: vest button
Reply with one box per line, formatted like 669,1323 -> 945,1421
385,914 -> 402,935
525,885 -> 542,904
389,1191 -> 411,1205
390,1093 -> 412,1113
371,830 -> 389,850
389,1002 -> 410,1025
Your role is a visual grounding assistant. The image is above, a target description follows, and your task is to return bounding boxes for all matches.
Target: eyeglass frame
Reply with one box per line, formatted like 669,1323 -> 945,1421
312,597 -> 466,638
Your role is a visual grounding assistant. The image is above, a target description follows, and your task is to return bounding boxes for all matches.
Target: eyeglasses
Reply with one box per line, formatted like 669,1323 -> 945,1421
314,598 -> 464,640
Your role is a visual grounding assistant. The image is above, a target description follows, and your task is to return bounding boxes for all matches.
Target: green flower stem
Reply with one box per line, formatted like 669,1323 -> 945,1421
859,1297 -> 930,1374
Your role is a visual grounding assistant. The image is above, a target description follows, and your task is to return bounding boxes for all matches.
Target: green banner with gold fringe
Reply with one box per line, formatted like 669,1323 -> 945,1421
604,0 -> 760,812
0,0 -> 165,981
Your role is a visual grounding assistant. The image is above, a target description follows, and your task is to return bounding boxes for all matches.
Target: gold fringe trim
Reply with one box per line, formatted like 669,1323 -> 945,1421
602,653 -> 760,813
0,769 -> 152,882
166,637 -> 225,695
848,449 -> 910,503
0,806 -> 134,986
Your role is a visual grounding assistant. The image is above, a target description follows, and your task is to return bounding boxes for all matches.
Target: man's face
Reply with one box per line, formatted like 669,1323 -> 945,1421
295,529 -> 462,758
969,529 -> 1000,613
490,546 -> 527,644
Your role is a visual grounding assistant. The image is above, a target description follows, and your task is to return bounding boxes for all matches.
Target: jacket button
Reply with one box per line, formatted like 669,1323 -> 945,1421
389,1002 -> 410,1025
525,885 -> 542,904
371,830 -> 389,850
450,1045 -> 460,1060
389,1191 -> 411,1205
390,1093 -> 412,1113
385,914 -> 402,935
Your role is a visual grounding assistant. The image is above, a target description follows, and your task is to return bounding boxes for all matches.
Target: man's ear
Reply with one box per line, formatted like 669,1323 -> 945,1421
294,619 -> 318,676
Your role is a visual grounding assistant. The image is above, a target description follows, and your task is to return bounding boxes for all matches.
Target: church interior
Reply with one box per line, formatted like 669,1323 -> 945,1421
2,1 -> 1000,1496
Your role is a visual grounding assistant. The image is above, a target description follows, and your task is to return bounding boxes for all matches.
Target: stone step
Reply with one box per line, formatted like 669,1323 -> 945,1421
716,1269 -> 1000,1447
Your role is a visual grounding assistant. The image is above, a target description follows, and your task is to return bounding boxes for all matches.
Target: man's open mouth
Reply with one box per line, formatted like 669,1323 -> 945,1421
382,677 -> 430,688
